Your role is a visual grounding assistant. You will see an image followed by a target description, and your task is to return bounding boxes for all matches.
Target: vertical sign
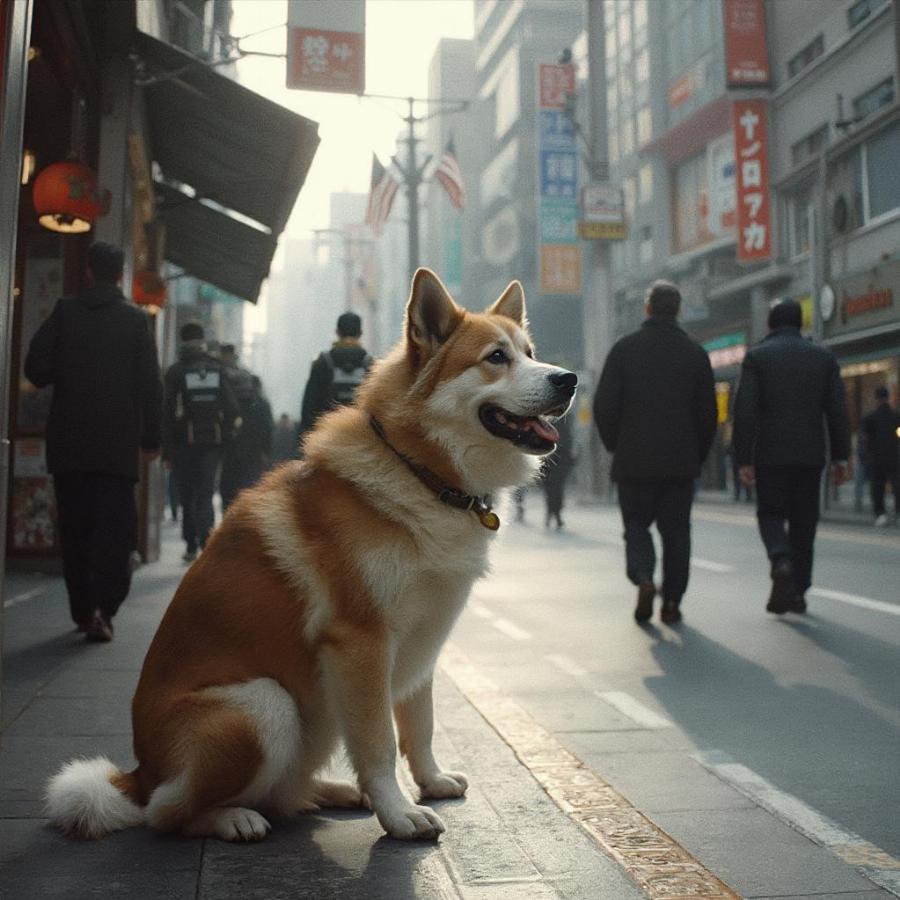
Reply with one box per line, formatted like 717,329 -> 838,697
287,0 -> 365,94
537,63 -> 581,295
723,0 -> 770,86
733,99 -> 771,263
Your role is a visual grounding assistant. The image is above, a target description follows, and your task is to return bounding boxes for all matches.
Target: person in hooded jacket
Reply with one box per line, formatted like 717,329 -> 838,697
24,242 -> 163,642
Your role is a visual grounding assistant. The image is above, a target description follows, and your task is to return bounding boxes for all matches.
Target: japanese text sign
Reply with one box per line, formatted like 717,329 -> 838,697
287,0 -> 365,94
732,99 -> 771,263
723,0 -> 770,86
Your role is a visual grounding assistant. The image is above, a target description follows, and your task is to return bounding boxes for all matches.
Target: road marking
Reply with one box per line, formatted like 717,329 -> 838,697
810,587 -> 900,617
691,557 -> 735,573
593,691 -> 673,729
442,643 -> 740,899
544,653 -> 590,679
491,617 -> 531,641
468,601 -> 494,619
3,586 -> 49,609
695,750 -> 900,896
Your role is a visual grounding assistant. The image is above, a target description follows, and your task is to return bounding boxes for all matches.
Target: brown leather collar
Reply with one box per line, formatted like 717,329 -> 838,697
369,416 -> 500,530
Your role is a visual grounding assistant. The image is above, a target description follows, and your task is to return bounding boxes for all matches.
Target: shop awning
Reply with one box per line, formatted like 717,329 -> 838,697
134,31 -> 320,301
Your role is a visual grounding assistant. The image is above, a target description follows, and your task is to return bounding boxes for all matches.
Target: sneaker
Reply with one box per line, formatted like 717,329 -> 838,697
660,600 -> 682,624
766,557 -> 794,614
182,548 -> 197,562
874,514 -> 889,527
85,614 -> 114,643
634,580 -> 656,623
787,594 -> 807,614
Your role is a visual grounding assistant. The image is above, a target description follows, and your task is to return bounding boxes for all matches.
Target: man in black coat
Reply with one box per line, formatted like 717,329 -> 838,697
25,242 -> 163,641
594,280 -> 717,625
733,299 -> 850,614
861,386 -> 900,525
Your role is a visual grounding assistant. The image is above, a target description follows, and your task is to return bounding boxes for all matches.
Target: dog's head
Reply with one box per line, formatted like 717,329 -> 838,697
393,268 -> 577,491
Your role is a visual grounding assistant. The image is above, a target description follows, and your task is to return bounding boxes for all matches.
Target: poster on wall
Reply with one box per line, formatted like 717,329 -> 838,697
11,439 -> 56,550
723,0 -> 770,86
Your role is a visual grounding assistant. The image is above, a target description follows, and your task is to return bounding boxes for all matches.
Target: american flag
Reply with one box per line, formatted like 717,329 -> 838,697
365,154 -> 400,236
435,136 -> 465,211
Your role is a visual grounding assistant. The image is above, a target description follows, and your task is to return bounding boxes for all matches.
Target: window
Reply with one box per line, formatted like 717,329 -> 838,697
620,117 -> 634,157
853,78 -> 895,121
787,181 -> 814,256
623,175 -> 636,215
633,0 -> 648,30
866,121 -> 900,219
787,34 -> 823,79
672,151 -> 710,251
848,0 -> 887,28
635,47 -> 649,83
791,124 -> 829,168
607,85 -> 618,115
637,106 -> 652,145
608,131 -> 620,167
617,10 -> 631,47
639,163 -> 653,203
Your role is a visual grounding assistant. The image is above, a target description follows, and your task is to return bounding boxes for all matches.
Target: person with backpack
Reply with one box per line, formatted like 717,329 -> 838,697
163,323 -> 238,561
298,311 -> 374,441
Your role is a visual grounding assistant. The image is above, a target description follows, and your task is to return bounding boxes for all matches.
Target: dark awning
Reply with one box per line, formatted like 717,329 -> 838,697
134,31 -> 320,301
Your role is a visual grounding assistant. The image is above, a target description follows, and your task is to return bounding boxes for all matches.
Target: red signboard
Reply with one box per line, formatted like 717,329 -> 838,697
286,0 -> 365,94
538,63 -> 575,109
733,99 -> 772,263
723,0 -> 770,86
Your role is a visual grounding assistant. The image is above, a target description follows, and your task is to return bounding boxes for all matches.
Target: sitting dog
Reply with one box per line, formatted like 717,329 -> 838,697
46,269 -> 577,842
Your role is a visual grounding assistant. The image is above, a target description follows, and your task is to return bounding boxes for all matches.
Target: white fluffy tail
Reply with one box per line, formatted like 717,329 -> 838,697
45,756 -> 145,838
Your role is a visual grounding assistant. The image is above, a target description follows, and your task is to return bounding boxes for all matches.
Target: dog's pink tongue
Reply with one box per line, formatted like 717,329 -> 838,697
527,418 -> 560,442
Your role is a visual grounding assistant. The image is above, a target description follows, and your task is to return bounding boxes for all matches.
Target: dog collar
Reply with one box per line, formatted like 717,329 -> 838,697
369,416 -> 500,530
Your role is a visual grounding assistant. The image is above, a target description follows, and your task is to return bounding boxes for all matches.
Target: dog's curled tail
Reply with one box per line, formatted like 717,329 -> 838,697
45,757 -> 145,838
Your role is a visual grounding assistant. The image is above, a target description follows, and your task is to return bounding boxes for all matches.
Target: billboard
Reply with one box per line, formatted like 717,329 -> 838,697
733,99 -> 771,263
287,0 -> 365,94
723,0 -> 769,86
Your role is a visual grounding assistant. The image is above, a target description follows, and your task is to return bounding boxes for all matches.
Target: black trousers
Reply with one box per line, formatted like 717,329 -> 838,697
174,446 -> 221,552
617,479 -> 694,603
755,464 -> 821,596
870,463 -> 899,517
53,472 -> 137,625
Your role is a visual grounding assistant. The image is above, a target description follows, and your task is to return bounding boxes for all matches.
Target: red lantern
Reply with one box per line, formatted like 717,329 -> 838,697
132,270 -> 167,309
32,160 -> 103,233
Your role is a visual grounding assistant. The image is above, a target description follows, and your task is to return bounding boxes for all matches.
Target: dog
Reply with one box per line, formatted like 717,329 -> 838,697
45,268 -> 577,843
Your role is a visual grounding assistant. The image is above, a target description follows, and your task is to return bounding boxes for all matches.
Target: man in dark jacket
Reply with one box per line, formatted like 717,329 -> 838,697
24,242 -> 163,641
299,311 -> 373,440
594,280 -> 717,625
861,386 -> 900,526
733,299 -> 850,614
163,323 -> 238,561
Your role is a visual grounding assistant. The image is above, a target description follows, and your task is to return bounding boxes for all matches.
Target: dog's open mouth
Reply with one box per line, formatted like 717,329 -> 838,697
478,404 -> 563,454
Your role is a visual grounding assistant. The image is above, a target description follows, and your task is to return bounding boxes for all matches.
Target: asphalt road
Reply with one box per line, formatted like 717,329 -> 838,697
452,493 -> 900,898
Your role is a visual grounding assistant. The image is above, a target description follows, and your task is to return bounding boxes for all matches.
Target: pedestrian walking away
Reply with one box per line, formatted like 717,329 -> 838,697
23,241 -> 163,642
733,299 -> 851,615
593,280 -> 717,625
861,385 -> 900,526
272,412 -> 298,463
298,311 -> 374,442
163,323 -> 239,562
541,413 -> 576,529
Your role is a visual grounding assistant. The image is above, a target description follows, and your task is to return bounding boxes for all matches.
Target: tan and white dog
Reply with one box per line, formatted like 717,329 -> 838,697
46,269 -> 577,843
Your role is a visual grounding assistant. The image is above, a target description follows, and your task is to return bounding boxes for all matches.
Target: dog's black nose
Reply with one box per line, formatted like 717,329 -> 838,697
549,371 -> 578,392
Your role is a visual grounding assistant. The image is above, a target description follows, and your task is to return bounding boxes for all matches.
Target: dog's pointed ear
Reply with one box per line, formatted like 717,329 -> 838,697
486,281 -> 527,327
406,268 -> 464,362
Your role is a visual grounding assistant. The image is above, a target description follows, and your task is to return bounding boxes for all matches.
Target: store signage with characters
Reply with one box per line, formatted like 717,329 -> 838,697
286,0 -> 365,94
828,260 -> 900,336
733,99 -> 772,263
723,0 -> 770,86
703,332 -> 747,370
578,182 -> 627,240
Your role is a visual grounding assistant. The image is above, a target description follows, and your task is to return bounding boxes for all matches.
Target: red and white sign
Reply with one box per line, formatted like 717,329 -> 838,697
538,63 -> 575,109
287,0 -> 365,94
723,0 -> 769,86
733,99 -> 771,263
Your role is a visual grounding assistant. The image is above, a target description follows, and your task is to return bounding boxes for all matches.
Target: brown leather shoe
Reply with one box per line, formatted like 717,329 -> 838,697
660,600 -> 682,624
766,558 -> 794,614
634,581 -> 656,622
85,614 -> 114,643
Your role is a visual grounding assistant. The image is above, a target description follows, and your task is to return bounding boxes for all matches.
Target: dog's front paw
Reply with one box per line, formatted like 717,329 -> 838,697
377,803 -> 446,840
418,770 -> 468,800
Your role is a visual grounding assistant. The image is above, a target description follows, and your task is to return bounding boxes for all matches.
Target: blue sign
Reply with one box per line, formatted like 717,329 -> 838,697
539,150 -> 578,199
539,110 -> 575,149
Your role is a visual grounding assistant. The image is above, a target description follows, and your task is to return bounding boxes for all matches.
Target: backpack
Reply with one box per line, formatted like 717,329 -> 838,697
177,358 -> 227,446
323,349 -> 372,407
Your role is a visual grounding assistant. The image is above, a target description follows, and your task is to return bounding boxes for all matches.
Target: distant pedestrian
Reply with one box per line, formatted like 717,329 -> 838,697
272,413 -> 298,462
299,311 -> 373,441
594,280 -> 717,625
861,386 -> 900,526
163,323 -> 238,561
24,242 -> 163,641
733,299 -> 850,615
542,414 -> 576,529
218,346 -> 273,508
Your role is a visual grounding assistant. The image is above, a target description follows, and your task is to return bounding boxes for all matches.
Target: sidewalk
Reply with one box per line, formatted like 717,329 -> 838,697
1,523 -> 648,900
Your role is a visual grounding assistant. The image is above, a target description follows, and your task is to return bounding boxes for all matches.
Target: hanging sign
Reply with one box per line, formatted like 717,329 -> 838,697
287,0 -> 365,94
578,182 -> 626,240
733,99 -> 771,263
723,0 -> 770,86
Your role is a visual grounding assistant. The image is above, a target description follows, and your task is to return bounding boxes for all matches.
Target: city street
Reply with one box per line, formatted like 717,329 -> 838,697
1,496 -> 898,899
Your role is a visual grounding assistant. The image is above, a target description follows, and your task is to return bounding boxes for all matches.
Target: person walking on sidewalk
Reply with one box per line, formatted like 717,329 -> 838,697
24,242 -> 163,642
593,280 -> 717,625
541,414 -> 576,529
733,299 -> 851,615
163,323 -> 238,561
861,386 -> 900,526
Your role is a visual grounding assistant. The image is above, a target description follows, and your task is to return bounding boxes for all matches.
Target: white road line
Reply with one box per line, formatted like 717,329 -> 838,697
691,557 -> 735,573
544,653 -> 590,679
810,587 -> 900,618
491,617 -> 531,641
3,586 -> 49,609
695,750 -> 900,895
468,601 -> 494,619
593,690 -> 673,729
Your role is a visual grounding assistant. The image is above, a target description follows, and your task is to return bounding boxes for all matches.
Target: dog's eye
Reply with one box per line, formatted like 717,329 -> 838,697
486,348 -> 509,365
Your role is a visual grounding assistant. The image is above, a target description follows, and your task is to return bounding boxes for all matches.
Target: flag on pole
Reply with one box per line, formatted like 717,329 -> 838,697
435,136 -> 465,211
365,154 -> 399,236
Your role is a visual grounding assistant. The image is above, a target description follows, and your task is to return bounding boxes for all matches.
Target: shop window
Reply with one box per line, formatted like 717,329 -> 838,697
787,34 -> 823,80
847,0 -> 887,29
791,124 -> 829,168
853,78 -> 895,121
866,120 -> 900,219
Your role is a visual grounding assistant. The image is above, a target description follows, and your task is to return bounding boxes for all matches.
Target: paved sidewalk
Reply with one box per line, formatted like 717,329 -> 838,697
1,524 -> 648,900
